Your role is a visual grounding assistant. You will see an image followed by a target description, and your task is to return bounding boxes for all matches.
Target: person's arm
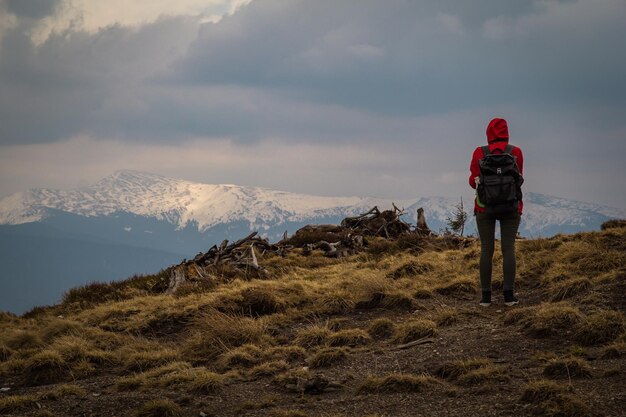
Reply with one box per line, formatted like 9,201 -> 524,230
469,147 -> 482,189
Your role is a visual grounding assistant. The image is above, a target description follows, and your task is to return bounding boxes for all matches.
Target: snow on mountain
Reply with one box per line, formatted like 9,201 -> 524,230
0,170 -> 412,232
0,170 -> 624,237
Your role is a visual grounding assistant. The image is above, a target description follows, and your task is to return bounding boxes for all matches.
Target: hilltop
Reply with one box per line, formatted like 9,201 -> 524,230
0,220 -> 625,416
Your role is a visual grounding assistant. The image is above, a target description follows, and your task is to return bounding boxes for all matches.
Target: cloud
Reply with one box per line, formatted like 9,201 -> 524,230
5,0 -> 61,19
0,0 -> 624,208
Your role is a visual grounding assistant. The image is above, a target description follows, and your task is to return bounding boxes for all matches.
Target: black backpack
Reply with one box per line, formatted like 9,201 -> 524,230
477,144 -> 523,214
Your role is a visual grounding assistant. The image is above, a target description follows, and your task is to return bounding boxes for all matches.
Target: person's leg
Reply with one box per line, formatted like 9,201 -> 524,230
476,212 -> 496,292
500,212 -> 521,302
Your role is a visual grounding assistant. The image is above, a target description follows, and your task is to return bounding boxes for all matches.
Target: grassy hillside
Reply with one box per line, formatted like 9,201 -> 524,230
1,221 -> 625,417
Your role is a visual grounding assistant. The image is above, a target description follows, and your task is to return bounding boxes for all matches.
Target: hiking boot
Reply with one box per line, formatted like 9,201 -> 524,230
503,290 -> 519,306
479,290 -> 491,307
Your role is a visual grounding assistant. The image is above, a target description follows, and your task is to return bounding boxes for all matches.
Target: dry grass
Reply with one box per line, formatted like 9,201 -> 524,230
367,318 -> 395,339
264,345 -> 307,363
504,303 -> 582,337
217,344 -> 263,370
534,394 -> 593,417
117,361 -> 223,393
357,373 -> 439,394
520,379 -> 569,403
123,348 -> 179,372
269,410 -> 309,417
1,330 -> 44,350
435,278 -> 476,295
0,394 -> 39,414
248,360 -> 290,378
307,347 -> 348,368
574,310 -> 625,345
328,329 -> 371,346
546,277 -> 592,301
184,310 -> 270,361
23,350 -> 70,386
387,260 -> 433,279
435,358 -> 492,381
392,319 -> 437,343
600,341 -> 626,359
431,307 -> 459,327
295,324 -> 332,348
38,383 -> 86,400
543,357 -> 593,379
456,365 -> 508,386
40,319 -> 84,343
134,399 -> 182,417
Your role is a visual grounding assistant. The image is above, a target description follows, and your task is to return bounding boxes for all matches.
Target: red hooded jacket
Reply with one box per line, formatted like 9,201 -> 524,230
469,118 -> 524,214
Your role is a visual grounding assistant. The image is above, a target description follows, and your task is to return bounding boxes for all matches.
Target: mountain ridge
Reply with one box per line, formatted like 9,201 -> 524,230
1,170 -> 624,238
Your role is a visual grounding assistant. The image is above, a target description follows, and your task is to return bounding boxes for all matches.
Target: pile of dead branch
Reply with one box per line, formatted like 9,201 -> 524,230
341,204 -> 412,238
165,232 -> 285,293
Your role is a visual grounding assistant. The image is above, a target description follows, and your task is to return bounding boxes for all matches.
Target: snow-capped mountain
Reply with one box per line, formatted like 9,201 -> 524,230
0,170 -> 411,233
1,170 -> 624,240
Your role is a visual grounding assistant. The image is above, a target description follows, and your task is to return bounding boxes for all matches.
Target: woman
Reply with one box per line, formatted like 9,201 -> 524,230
469,118 -> 523,307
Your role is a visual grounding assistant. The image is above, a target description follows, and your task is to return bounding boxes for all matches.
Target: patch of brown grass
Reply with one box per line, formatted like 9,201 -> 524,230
317,290 -> 355,314
184,310 -> 270,361
357,373 -> 438,394
328,329 -> 371,347
574,310 -> 625,345
546,277 -> 592,301
456,365 -> 508,386
307,347 -> 348,368
295,324 -> 332,348
2,330 -> 44,351
435,278 -> 476,295
38,383 -> 86,400
600,341 -> 626,359
504,303 -> 582,337
0,343 -> 14,362
264,346 -> 307,363
367,318 -> 395,340
269,410 -> 308,417
542,357 -> 593,379
217,344 -> 263,370
23,350 -> 70,386
248,360 -> 290,378
392,319 -> 437,343
431,307 -> 459,327
534,394 -> 593,417
0,395 -> 39,414
520,379 -> 569,403
387,260 -> 433,279
123,348 -> 178,373
238,287 -> 285,316
134,399 -> 182,417
435,358 -> 492,381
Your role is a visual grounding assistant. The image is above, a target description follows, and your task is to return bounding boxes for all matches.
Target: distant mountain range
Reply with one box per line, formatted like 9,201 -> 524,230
1,170 -> 624,314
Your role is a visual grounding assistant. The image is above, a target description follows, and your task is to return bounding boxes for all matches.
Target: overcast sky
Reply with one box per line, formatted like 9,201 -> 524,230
0,0 -> 625,208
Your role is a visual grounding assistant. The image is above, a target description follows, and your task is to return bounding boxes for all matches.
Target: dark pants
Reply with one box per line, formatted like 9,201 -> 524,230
475,211 -> 521,292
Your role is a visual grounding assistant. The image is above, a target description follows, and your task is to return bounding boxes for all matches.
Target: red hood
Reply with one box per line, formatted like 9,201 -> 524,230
486,118 -> 509,144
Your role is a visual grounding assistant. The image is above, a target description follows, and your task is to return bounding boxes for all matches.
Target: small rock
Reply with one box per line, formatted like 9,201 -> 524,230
0,387 -> 11,392
200,412 -> 207,417
57,315 -> 64,318
92,393 -> 101,397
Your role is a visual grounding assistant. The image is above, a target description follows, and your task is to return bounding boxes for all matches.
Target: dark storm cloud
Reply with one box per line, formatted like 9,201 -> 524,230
5,0 -> 61,19
174,0 -> 626,115
0,0 -> 625,148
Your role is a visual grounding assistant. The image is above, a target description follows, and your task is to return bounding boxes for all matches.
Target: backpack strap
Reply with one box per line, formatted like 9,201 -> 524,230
504,144 -> 514,154
481,145 -> 491,157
